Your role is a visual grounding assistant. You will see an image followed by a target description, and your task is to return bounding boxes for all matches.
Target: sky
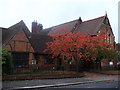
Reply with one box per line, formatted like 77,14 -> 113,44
0,0 -> 119,43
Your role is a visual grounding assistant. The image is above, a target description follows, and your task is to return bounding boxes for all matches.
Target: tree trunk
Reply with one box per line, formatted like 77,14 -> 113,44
73,55 -> 82,72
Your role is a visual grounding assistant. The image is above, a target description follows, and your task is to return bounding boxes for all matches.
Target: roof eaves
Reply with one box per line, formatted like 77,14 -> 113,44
3,27 -> 21,46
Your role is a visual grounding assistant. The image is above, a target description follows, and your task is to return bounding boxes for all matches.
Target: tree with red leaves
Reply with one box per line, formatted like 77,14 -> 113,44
44,30 -> 110,71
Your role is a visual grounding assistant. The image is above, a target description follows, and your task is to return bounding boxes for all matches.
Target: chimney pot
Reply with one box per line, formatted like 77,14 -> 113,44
32,21 -> 43,33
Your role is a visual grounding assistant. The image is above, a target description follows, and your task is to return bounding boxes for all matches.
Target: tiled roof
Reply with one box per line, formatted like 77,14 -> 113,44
2,20 -> 31,46
31,15 -> 106,54
2,28 -> 9,45
2,27 -> 18,46
2,15 -> 109,54
30,34 -> 52,54
42,16 -> 105,35
40,27 -> 53,35
8,20 -> 31,38
76,16 -> 105,35
48,19 -> 78,34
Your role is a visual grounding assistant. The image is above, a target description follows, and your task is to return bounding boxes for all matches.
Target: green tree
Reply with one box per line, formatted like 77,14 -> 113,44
2,47 -> 13,75
95,47 -> 119,69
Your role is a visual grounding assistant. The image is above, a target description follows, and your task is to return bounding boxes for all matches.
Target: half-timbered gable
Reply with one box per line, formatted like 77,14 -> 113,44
6,30 -> 34,52
2,21 -> 37,71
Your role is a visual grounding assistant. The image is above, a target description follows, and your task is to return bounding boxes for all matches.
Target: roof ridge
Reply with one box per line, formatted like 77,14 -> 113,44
44,19 -> 78,29
44,16 -> 105,29
8,20 -> 24,29
3,20 -> 31,46
8,20 -> 31,38
0,27 -> 7,29
83,15 -> 105,23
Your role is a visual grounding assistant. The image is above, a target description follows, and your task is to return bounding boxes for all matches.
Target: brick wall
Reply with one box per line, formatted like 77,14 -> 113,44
5,30 -> 37,72
98,22 -> 115,49
6,30 -> 34,52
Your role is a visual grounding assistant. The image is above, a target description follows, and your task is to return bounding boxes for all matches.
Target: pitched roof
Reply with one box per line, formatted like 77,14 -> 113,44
2,20 -> 31,46
42,16 -> 105,35
2,27 -> 18,46
39,27 -> 53,35
2,15 -> 110,54
8,20 -> 31,38
76,16 -> 105,35
48,19 -> 78,34
31,15 -> 106,54
2,28 -> 9,45
29,33 -> 52,54
2,21 -> 52,54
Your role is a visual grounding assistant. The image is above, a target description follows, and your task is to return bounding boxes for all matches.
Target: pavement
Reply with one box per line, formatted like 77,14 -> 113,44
2,72 -> 119,90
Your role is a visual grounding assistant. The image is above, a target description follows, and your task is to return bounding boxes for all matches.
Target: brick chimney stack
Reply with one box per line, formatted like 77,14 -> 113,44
32,21 -> 43,33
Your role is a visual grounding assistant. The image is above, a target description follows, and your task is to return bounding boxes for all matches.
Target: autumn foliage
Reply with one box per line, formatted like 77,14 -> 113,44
44,30 -> 109,64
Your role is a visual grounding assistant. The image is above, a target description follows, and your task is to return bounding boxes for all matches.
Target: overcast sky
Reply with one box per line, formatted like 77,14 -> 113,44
0,0 -> 119,42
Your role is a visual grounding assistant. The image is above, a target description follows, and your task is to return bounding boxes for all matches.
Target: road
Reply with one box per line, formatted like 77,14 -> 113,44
56,81 -> 120,88
3,72 -> 119,90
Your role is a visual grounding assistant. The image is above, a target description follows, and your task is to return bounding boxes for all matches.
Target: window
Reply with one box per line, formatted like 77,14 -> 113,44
12,52 -> 29,68
33,54 -> 38,64
32,59 -> 37,64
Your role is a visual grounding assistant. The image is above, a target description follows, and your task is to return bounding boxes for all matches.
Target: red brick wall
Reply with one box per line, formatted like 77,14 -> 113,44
98,21 -> 115,49
6,30 -> 36,70
98,23 -> 116,68
6,30 -> 34,52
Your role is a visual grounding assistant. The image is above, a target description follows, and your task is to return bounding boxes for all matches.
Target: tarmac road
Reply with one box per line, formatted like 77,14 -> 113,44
57,81 -> 120,88
2,72 -> 119,90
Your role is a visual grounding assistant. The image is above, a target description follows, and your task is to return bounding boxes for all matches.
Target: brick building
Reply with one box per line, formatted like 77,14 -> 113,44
1,14 -> 116,72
